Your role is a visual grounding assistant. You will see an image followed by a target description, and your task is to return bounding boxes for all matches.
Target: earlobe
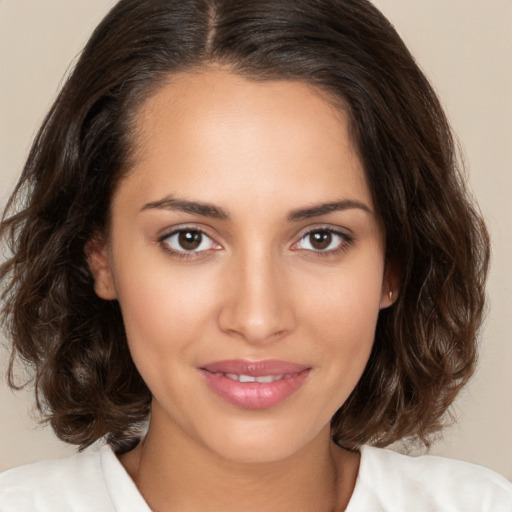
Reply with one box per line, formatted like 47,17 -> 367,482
85,233 -> 117,300
379,290 -> 396,310
380,259 -> 400,309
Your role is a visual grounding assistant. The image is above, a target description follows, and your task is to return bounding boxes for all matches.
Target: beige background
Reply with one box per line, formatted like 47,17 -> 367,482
1,0 -> 511,478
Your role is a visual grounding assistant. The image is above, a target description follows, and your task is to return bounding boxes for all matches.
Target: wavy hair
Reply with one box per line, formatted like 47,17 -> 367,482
0,0 -> 489,453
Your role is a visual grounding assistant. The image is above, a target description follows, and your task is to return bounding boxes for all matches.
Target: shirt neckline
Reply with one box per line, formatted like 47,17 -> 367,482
98,443 -> 369,512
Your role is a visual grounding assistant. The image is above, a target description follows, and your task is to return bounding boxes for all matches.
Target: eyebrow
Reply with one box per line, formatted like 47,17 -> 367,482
140,196 -> 372,222
140,197 -> 230,220
287,199 -> 372,222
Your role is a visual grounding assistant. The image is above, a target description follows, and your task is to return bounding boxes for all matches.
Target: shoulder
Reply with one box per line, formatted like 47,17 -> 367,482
347,445 -> 512,512
0,446 -> 113,512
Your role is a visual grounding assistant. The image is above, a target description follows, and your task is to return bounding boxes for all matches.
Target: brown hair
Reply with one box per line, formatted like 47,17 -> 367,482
0,0 -> 489,453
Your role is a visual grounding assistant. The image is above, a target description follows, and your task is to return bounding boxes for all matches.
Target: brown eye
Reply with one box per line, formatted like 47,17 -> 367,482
295,228 -> 348,253
309,231 -> 332,250
178,230 -> 203,251
162,229 -> 218,254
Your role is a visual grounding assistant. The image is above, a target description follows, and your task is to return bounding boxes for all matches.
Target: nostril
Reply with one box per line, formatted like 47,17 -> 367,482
216,297 -> 295,344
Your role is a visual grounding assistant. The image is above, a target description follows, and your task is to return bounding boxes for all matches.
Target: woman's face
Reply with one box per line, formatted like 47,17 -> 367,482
90,69 -> 393,463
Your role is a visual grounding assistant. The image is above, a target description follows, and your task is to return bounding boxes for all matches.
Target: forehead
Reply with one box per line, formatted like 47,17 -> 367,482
119,68 -> 372,213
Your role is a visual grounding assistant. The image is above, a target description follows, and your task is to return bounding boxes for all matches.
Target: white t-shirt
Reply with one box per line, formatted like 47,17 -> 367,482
0,444 -> 510,511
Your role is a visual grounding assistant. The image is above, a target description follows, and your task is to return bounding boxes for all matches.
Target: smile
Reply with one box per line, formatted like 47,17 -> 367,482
214,373 -> 293,383
200,360 -> 311,409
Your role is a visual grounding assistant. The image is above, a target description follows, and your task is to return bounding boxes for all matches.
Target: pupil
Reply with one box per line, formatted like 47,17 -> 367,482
311,231 -> 332,250
178,230 -> 202,250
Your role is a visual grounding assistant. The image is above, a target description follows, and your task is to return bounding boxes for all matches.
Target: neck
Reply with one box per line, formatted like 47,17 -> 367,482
119,412 -> 359,512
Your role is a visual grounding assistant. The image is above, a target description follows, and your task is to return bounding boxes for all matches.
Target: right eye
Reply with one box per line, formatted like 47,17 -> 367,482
293,227 -> 352,255
161,228 -> 220,254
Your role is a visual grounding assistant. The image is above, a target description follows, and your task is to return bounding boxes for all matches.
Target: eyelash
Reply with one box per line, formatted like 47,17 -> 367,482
158,226 -> 354,261
293,227 -> 354,258
158,227 -> 220,260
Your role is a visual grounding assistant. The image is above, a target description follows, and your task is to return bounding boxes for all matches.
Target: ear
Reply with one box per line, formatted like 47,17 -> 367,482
380,258 -> 400,309
85,233 -> 117,300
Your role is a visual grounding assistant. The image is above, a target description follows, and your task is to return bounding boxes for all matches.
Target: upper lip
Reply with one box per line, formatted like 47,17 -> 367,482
200,359 -> 310,376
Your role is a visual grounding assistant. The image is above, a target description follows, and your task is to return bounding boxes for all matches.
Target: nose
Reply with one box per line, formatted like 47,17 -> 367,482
217,249 -> 296,345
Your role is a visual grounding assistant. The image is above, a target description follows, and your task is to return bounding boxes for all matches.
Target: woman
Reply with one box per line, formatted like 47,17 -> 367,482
0,0 -> 510,510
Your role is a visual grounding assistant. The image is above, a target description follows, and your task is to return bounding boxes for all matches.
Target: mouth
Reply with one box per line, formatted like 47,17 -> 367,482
211,373 -> 295,383
199,359 -> 311,409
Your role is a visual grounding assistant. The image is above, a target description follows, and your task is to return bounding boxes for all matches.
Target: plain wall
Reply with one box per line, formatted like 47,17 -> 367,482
1,0 -> 511,478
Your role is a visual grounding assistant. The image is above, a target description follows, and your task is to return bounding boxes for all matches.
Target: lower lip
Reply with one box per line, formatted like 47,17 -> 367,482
200,370 -> 310,409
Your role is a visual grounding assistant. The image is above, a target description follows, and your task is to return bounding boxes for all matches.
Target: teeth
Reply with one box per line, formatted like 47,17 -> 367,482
255,375 -> 275,383
221,373 -> 286,383
239,374 -> 257,383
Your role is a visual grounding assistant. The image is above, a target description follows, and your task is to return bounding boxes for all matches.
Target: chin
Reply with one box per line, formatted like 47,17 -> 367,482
198,416 -> 329,465
211,438 -> 299,465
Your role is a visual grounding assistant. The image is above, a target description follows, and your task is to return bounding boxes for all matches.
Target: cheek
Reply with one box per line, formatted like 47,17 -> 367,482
110,245 -> 221,366
303,253 -> 384,340
112,265 -> 222,414
299,249 -> 384,385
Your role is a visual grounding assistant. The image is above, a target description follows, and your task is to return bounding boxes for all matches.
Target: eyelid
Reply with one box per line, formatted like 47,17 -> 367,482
157,223 -> 218,242
158,225 -> 222,258
291,225 -> 354,254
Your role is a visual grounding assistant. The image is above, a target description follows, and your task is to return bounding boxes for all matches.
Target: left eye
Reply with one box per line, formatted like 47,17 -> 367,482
296,229 -> 346,251
162,229 -> 218,252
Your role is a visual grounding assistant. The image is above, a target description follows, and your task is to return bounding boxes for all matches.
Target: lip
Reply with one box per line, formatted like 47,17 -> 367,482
199,359 -> 311,410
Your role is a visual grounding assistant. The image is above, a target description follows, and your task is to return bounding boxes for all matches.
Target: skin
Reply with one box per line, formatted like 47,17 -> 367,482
88,68 -> 395,512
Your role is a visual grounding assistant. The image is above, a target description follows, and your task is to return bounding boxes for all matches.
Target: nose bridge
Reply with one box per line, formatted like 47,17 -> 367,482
218,243 -> 295,344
